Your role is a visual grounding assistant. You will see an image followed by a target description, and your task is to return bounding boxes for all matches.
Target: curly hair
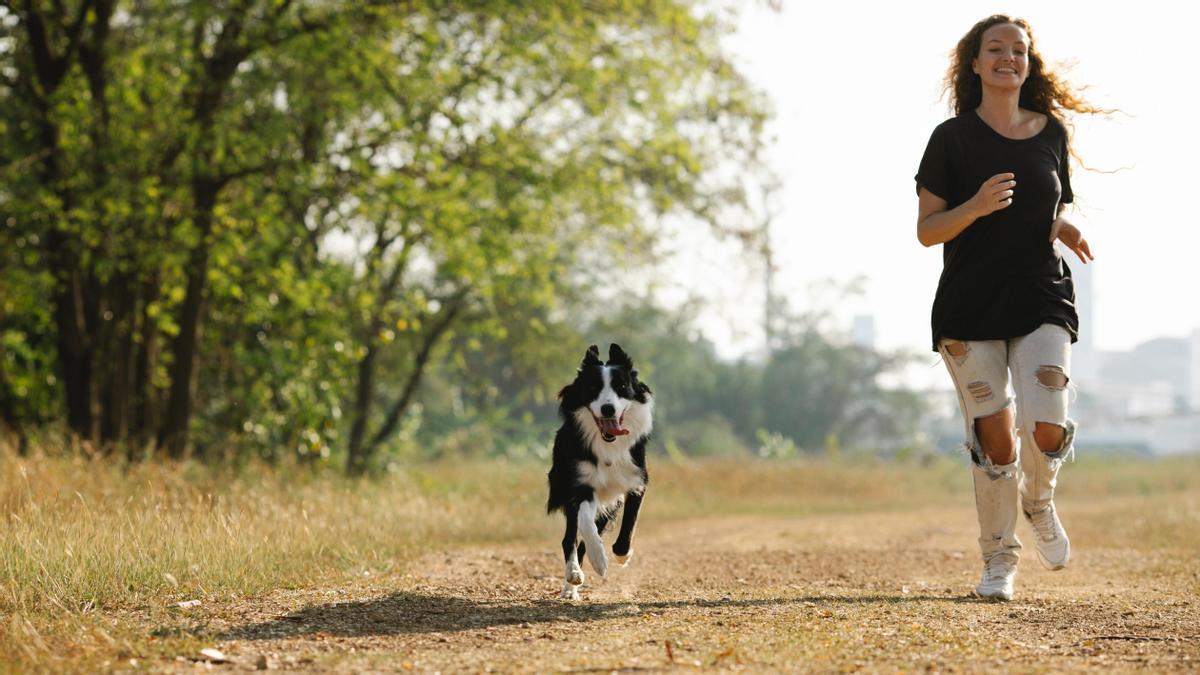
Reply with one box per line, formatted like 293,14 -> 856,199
945,15 -> 1104,121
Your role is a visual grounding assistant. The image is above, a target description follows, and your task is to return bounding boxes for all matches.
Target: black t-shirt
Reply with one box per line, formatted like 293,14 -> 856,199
915,111 -> 1079,351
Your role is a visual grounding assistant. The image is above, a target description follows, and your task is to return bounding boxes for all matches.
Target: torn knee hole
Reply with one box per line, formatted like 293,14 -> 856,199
945,341 -> 968,358
1034,421 -> 1067,452
1035,365 -> 1069,390
973,410 -> 1016,464
944,341 -> 970,365
966,380 -> 994,402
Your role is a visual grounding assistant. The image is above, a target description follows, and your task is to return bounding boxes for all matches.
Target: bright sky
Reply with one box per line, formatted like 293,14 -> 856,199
684,0 -> 1199,364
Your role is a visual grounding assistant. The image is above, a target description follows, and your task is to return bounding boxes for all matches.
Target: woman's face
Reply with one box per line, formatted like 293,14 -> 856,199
972,23 -> 1030,90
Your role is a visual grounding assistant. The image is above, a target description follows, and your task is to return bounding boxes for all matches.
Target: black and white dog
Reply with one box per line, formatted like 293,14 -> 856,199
547,344 -> 653,600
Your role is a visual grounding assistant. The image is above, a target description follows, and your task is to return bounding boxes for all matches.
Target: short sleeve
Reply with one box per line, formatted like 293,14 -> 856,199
915,123 -> 953,201
1057,127 -> 1074,204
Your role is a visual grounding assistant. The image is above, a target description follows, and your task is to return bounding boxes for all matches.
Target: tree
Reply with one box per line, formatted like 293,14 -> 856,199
298,3 -> 769,473
759,282 -> 931,453
0,0 -> 362,454
0,2 -> 771,470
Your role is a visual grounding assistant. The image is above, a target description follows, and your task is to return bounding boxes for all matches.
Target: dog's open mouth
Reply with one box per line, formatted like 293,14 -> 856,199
592,414 -> 629,442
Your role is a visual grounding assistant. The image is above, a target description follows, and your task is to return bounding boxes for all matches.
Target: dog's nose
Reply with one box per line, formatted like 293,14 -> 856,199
600,404 -> 615,418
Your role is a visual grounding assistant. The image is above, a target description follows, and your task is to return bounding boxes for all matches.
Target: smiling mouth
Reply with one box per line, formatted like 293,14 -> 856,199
592,414 -> 629,442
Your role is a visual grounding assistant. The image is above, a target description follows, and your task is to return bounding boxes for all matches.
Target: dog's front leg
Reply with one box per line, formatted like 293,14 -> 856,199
612,489 -> 644,566
578,499 -> 608,577
560,502 -> 584,600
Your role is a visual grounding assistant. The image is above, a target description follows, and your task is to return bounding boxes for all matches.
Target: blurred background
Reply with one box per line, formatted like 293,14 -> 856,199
2,0 -> 1197,474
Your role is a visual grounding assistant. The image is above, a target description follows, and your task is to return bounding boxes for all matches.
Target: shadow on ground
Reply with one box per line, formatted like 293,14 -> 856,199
219,591 -> 987,641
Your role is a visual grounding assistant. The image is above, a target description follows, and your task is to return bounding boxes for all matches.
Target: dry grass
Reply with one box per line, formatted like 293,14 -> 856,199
0,451 -> 542,672
1,456 -> 522,611
1,447 -> 1197,672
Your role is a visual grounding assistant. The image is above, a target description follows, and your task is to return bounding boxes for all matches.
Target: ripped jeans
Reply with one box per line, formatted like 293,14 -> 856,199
940,323 -> 1076,481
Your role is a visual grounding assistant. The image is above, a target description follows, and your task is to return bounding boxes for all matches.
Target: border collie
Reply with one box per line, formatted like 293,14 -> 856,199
547,344 -> 653,600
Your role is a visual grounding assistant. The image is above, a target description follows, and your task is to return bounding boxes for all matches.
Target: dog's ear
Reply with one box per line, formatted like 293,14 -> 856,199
579,344 -> 602,370
631,369 -> 651,396
607,343 -> 632,367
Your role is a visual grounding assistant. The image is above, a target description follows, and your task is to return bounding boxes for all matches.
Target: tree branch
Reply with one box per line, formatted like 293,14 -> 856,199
366,290 -> 468,451
59,0 -> 92,67
0,148 -> 51,175
216,156 -> 300,186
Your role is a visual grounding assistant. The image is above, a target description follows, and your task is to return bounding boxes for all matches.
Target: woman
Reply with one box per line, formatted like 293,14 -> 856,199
915,15 -> 1098,601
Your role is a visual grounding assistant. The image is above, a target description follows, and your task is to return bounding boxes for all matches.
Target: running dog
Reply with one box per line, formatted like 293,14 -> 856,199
546,344 -> 653,600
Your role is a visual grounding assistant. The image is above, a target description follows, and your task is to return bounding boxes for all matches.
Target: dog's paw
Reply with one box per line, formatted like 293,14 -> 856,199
586,547 -> 609,577
566,562 -> 584,586
614,549 -> 633,566
560,584 -> 580,600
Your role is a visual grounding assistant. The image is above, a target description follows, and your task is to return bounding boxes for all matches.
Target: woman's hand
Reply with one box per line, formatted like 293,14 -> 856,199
1049,217 -> 1094,264
968,173 -> 1016,218
915,173 -> 1015,247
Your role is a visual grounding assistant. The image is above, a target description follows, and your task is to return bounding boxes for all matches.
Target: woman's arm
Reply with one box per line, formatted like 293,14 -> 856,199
1049,204 -> 1094,264
917,173 -> 1016,247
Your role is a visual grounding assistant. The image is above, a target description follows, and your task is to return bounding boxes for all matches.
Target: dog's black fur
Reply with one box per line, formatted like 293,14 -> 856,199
547,344 -> 653,599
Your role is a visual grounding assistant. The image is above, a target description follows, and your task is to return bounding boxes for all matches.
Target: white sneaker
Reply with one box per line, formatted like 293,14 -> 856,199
975,552 -> 1017,601
1025,503 -> 1070,570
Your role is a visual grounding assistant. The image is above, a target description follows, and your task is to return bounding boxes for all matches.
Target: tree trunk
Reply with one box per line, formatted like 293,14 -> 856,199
21,0 -> 104,445
345,341 -> 379,476
81,0 -> 126,450
99,279 -> 136,446
366,298 -> 464,454
27,65 -> 92,440
158,180 -> 219,458
132,273 -> 161,456
50,256 -> 94,439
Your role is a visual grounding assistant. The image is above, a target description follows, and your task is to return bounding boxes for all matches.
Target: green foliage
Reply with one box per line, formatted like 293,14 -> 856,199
408,294 -> 933,462
0,1 -> 773,469
0,251 -> 59,424
756,429 -> 799,459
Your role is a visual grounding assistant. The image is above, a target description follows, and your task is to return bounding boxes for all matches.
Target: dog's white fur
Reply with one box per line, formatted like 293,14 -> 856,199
572,398 -> 653,506
567,395 -> 652,587
551,356 -> 653,601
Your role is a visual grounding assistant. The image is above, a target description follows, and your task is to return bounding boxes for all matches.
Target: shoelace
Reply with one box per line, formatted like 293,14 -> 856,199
1028,507 -> 1062,542
983,557 -> 1015,583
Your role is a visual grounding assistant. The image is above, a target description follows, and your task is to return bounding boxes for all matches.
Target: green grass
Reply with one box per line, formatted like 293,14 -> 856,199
1,446 -> 1197,672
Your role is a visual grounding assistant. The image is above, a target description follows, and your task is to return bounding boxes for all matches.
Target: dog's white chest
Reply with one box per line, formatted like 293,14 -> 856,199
577,448 -> 644,506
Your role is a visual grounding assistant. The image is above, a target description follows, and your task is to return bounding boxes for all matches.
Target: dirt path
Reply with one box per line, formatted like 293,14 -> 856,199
165,498 -> 1199,672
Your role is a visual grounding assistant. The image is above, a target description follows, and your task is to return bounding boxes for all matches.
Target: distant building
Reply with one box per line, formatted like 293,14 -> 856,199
1191,329 -> 1200,411
1078,414 -> 1200,455
1074,333 -> 1200,455
1094,337 -> 1189,417
851,315 -> 875,350
1070,258 -> 1099,386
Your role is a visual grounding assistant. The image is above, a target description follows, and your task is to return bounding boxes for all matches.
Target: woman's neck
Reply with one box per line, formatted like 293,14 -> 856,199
976,88 -> 1024,130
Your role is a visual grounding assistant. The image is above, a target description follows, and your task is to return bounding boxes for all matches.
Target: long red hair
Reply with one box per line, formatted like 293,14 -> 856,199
945,15 -> 1104,121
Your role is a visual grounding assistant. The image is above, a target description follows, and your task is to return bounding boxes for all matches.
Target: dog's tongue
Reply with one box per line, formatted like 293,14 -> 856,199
600,418 -> 628,436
